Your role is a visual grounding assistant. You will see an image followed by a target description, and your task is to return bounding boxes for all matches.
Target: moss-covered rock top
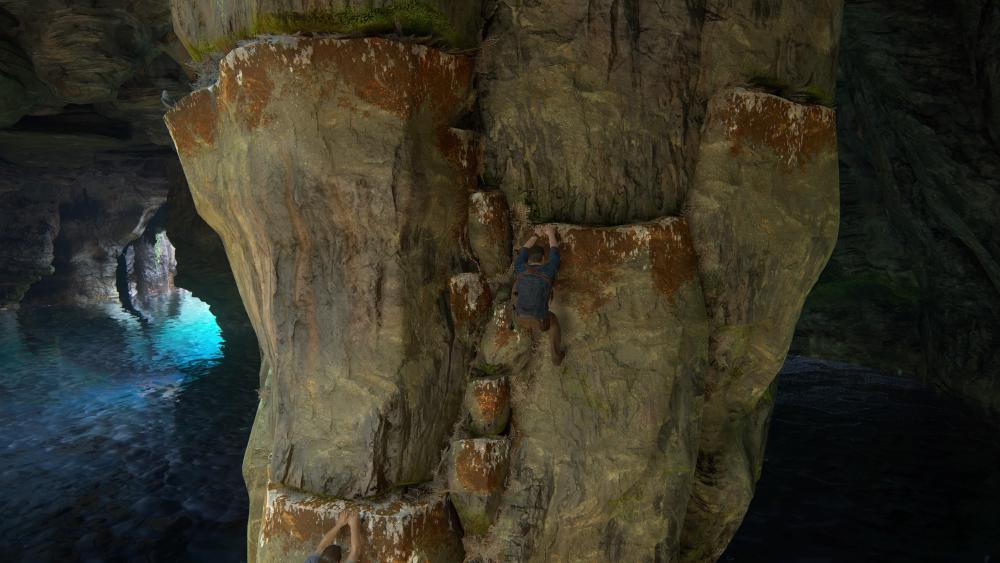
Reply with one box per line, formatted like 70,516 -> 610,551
172,0 -> 482,61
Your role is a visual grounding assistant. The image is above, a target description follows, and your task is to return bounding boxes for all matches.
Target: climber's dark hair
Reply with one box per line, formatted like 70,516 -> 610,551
528,245 -> 545,263
319,544 -> 342,563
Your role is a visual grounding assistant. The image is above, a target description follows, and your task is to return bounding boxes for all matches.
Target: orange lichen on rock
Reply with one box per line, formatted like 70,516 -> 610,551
649,218 -> 698,299
258,484 -> 464,563
216,44 -> 277,130
555,218 -> 697,315
306,37 -> 472,124
719,89 -> 837,167
169,36 -> 473,149
449,273 -> 492,331
164,88 -> 219,157
451,439 -> 511,493
466,377 -> 511,436
439,128 -> 483,186
468,190 -> 512,278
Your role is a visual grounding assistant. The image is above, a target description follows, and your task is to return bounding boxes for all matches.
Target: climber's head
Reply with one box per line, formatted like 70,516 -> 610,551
527,245 -> 546,264
319,544 -> 342,563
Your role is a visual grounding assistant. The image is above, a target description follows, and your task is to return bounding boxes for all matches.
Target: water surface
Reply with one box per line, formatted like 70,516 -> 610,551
0,292 -> 259,562
725,357 -> 1000,563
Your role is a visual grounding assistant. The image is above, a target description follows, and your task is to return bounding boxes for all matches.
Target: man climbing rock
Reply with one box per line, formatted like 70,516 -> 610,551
304,509 -> 362,563
513,224 -> 566,366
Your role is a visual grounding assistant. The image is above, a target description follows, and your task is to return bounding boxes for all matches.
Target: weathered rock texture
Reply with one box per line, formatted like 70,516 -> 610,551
120,212 -> 177,311
478,0 -> 842,225
464,376 -> 509,437
259,485 -> 465,562
681,88 -> 839,562
474,220 -> 712,562
0,158 -> 170,306
165,36 -> 479,560
161,2 -> 845,561
171,0 -> 484,59
447,438 -> 510,536
0,0 -> 206,309
0,0 -> 192,145
792,0 -> 1000,420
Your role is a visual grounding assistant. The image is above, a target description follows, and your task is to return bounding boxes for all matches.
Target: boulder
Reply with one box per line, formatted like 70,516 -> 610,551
467,190 -> 511,279
479,218 -> 711,561
258,484 -> 464,563
464,376 -> 510,437
448,273 -> 492,344
447,438 -> 510,536
680,88 -> 839,562
165,37 -> 478,551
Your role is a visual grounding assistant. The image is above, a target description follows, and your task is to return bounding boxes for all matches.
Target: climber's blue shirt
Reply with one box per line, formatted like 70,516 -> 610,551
513,247 -> 561,319
514,246 -> 560,279
304,555 -> 321,563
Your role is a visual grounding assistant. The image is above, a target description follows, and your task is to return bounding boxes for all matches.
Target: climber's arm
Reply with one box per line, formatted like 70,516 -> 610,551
543,225 -> 560,275
543,225 -> 558,248
315,511 -> 350,553
347,511 -> 363,563
515,231 -> 540,273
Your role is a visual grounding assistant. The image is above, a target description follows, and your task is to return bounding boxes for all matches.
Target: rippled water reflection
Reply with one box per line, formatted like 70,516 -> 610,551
0,291 -> 260,562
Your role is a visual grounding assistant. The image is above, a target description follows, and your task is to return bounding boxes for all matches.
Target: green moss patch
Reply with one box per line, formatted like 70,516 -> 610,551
185,1 -> 465,61
745,74 -> 833,107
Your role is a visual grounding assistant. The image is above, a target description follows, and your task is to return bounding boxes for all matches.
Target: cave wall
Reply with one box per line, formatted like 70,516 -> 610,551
164,1 -> 844,561
0,157 -> 170,306
792,0 -> 1000,419
0,0 -> 253,341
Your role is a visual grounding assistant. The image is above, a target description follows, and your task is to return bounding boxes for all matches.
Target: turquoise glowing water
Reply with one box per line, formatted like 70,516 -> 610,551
0,291 -> 259,562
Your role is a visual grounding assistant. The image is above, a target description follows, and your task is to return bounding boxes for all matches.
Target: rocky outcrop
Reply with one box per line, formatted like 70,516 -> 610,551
119,211 -> 177,311
792,0 -> 1000,419
681,89 -> 839,562
479,0 -> 842,225
163,2 -> 844,561
472,219 -> 711,562
0,0 -> 191,146
165,36 -> 479,560
259,485 -> 465,562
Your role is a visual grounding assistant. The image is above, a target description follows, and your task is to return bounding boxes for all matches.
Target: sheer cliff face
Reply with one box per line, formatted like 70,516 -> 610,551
793,0 -> 1000,420
164,1 -> 843,562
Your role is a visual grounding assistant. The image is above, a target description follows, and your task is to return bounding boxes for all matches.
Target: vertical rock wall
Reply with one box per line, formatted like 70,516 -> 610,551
164,1 -> 844,561
165,36 -> 480,561
680,89 -> 839,562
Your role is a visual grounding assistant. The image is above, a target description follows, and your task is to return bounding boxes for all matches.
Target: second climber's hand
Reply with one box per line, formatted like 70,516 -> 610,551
544,225 -> 557,242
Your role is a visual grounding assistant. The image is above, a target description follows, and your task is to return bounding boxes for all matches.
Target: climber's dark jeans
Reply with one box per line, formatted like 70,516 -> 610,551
515,311 -> 564,364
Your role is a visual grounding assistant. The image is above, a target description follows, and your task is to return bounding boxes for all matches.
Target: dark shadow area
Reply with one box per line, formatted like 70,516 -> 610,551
725,357 -> 1000,563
